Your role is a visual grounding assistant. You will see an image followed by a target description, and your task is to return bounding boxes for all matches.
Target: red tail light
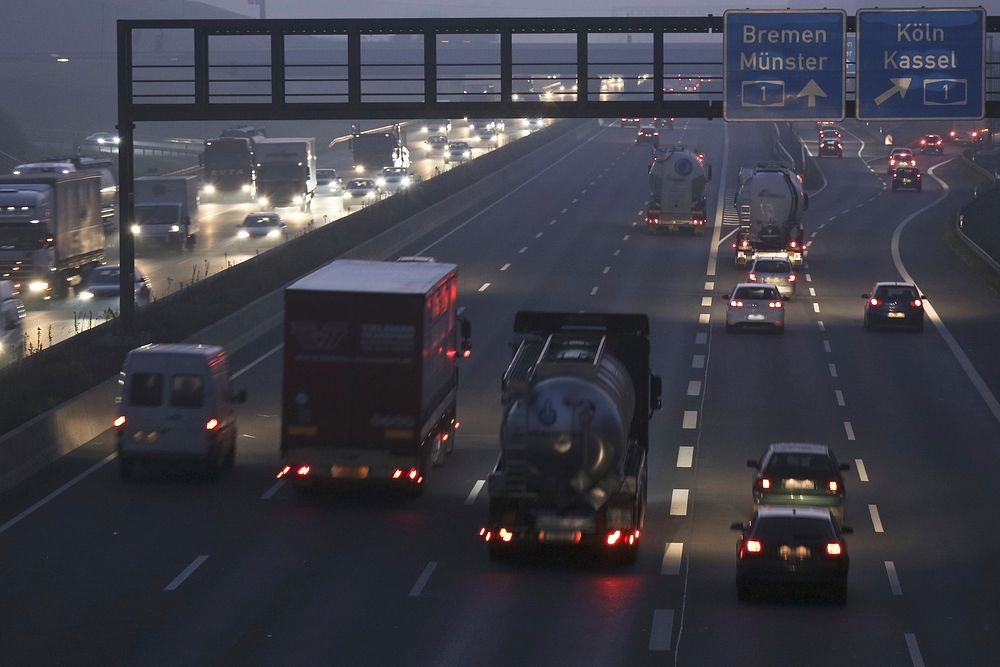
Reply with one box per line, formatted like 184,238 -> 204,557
920,138 -> 926,145
828,480 -> 839,492
748,272 -> 757,281
205,418 -> 219,431
113,415 -> 126,429
730,299 -> 743,308
788,273 -> 796,282
869,297 -> 881,306
790,240 -> 798,248
759,477 -> 771,490
276,465 -> 291,479
911,299 -> 923,307
826,542 -> 843,556
499,528 -> 513,542
768,301 -> 783,309
296,465 -> 311,476
462,349 -> 472,358
746,539 -> 762,553
606,530 -> 622,546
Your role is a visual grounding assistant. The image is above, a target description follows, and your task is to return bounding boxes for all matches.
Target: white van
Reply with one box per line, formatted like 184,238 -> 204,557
115,344 -> 246,479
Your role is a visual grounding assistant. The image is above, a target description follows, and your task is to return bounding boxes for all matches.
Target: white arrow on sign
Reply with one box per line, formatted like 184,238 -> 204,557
796,80 -> 827,108
874,78 -> 912,106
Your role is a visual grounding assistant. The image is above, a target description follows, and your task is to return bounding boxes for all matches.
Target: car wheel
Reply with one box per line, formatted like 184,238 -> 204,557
119,457 -> 134,481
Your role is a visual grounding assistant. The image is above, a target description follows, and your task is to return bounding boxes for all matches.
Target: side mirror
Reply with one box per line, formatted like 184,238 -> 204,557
746,459 -> 758,469
840,463 -> 851,471
730,522 -> 745,531
840,526 -> 854,535
232,389 -> 247,404
650,374 -> 663,412
861,293 -> 870,299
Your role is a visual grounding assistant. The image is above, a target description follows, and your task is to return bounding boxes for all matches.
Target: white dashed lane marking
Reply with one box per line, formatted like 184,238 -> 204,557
500,263 -> 510,272
698,313 -> 710,325
662,543 -> 684,575
614,249 -> 621,256
682,411 -> 698,429
885,561 -> 903,595
687,381 -> 702,397
844,421 -> 856,441
695,332 -> 707,345
670,489 -> 690,515
829,363 -> 838,378
465,480 -> 486,505
855,458 -> 869,482
813,302 -> 821,313
835,389 -> 845,406
704,281 -> 714,291
260,480 -> 285,500
692,355 -> 705,369
408,562 -> 438,597
165,555 -> 210,591
535,232 -> 544,238
869,504 -> 885,533
701,297 -> 712,307
805,274 -> 813,282
809,287 -> 817,297
905,634 -> 925,667
603,266 -> 611,274
649,609 -> 675,652
676,446 -> 694,468
519,246 -> 528,254
590,286 -> 599,296
478,283 -> 491,292
823,340 -> 831,353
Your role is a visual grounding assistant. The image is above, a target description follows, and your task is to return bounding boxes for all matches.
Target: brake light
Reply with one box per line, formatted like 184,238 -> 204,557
790,240 -> 798,248
920,138 -> 926,145
276,465 -> 291,479
113,415 -> 126,429
760,477 -> 771,490
869,297 -> 881,306
748,272 -> 757,281
890,158 -> 896,165
911,298 -> 923,307
826,542 -> 843,556
746,539 -> 762,553
205,418 -> 219,431
730,299 -> 743,308
828,480 -> 839,492
607,530 -> 622,546
462,349 -> 472,358
768,301 -> 783,309
499,528 -> 513,543
788,273 -> 796,282
296,465 -> 311,476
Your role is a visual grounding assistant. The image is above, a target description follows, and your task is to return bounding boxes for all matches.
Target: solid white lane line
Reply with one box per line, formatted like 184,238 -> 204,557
682,411 -> 698,430
0,452 -> 116,537
818,320 -> 826,332
465,480 -> 486,505
809,287 -> 817,297
687,381 -> 702,397
885,561 -> 903,595
855,458 -> 869,482
701,297 -> 713,307
649,609 -> 675,651
893,161 -> 1000,428
692,355 -> 705,369
408,561 -> 438,597
165,555 -> 210,591
829,363 -> 838,377
676,446 -> 694,468
535,231 -> 544,238
869,504 -> 885,533
603,266 -> 611,274
706,122 -> 731,278
500,263 -> 511,272
242,433 -> 256,439
478,282 -> 491,292
844,421 -> 856,441
805,273 -> 813,282
260,479 -> 285,500
518,246 -> 528,254
662,543 -> 684,575
232,343 -> 284,379
698,313 -> 710,325
695,332 -> 707,345
670,489 -> 690,516
704,281 -> 714,291
590,286 -> 599,296
823,340 -> 831,353
835,389 -> 846,406
905,634 -> 925,667
812,302 -> 821,313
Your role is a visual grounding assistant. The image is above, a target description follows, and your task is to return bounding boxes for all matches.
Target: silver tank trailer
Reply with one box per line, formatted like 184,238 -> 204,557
500,345 -> 635,507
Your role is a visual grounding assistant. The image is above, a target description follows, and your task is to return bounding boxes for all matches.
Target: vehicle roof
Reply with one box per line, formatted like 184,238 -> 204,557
289,259 -> 458,294
766,442 -> 832,455
873,281 -> 916,288
754,506 -> 833,520
127,343 -> 225,358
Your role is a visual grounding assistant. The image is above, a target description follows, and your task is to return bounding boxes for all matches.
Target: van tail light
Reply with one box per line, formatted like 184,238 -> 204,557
746,539 -> 762,553
759,477 -> 771,490
392,467 -> 423,484
788,273 -> 796,282
826,542 -> 843,556
205,418 -> 219,431
113,415 -> 126,429
911,299 -> 923,308
828,480 -> 839,492
869,297 -> 881,307
606,530 -> 622,546
768,301 -> 783,309
730,299 -> 743,308
748,272 -> 757,281
296,465 -> 311,477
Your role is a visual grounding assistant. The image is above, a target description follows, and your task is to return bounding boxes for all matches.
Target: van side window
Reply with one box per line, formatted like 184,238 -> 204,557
170,374 -> 204,408
129,373 -> 163,406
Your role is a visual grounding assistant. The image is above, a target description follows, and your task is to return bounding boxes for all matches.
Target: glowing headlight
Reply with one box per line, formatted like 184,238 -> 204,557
365,191 -> 375,199
169,224 -> 180,232
241,184 -> 251,193
469,123 -> 476,130
237,229 -> 249,239
354,165 -> 364,173
80,290 -> 95,300
421,126 -> 428,132
293,195 -> 303,206
113,136 -> 121,144
28,281 -> 48,293
401,177 -> 411,187
203,184 -> 216,194
266,229 -> 281,239
463,151 -> 471,158
97,137 -> 106,144
130,224 -> 141,235
376,178 -> 386,187
257,197 -> 269,207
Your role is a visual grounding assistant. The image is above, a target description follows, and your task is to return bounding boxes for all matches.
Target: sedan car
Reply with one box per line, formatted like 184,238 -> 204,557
620,117 -> 641,128
85,131 -> 120,145
818,138 -> 843,158
79,265 -> 151,307
748,443 -> 850,525
723,283 -> 785,333
732,507 -> 850,603
475,127 -> 499,144
818,128 -> 842,141
343,178 -> 380,209
424,134 -> 449,153
445,142 -> 472,164
635,126 -> 660,145
748,256 -> 796,297
421,120 -> 451,134
863,282 -> 926,331
652,117 -> 675,129
238,212 -> 285,239
918,134 -> 944,154
888,148 -> 915,173
891,166 -> 922,192
377,167 -> 413,193
315,169 -> 343,196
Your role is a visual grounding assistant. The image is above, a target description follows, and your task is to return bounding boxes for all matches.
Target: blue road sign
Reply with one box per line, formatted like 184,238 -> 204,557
856,8 -> 985,120
724,10 -> 846,122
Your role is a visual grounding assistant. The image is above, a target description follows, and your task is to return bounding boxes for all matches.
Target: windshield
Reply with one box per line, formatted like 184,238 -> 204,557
764,452 -> 834,478
753,516 -> 835,542
754,260 -> 791,273
89,267 -> 120,285
347,179 -> 373,188
875,285 -> 917,300
245,215 -> 279,227
258,164 -> 304,180
134,205 -> 179,226
0,225 -> 46,250
735,286 -> 779,300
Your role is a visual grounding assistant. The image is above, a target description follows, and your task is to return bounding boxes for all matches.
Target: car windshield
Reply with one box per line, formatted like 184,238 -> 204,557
764,452 -> 834,477
383,168 -> 407,177
926,135 -> 941,141
735,286 -> 779,300
753,516 -> 835,542
347,179 -> 373,188
245,215 -> 279,227
428,136 -> 448,143
893,150 -> 912,157
89,267 -> 120,284
875,285 -> 917,299
754,260 -> 791,273
450,143 -> 468,150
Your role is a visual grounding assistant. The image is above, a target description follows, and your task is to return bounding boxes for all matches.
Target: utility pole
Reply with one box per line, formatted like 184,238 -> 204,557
247,0 -> 266,19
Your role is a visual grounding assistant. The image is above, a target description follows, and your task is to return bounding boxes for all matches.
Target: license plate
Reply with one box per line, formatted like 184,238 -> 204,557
538,531 -> 582,543
902,179 -> 912,184
783,478 -> 816,490
330,465 -> 369,479
887,312 -> 906,319
747,314 -> 766,321
764,276 -> 779,284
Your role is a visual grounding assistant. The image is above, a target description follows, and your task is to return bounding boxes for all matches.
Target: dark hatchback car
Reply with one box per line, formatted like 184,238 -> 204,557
732,507 -> 851,603
892,166 -> 922,192
748,443 -> 850,525
818,138 -> 843,157
918,134 -> 944,154
863,282 -> 926,331
635,126 -> 660,145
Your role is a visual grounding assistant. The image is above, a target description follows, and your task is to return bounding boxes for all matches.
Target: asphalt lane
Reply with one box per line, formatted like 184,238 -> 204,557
2,117 -> 1000,666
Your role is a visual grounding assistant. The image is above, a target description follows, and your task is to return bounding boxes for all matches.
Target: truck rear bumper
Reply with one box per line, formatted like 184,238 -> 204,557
280,447 -> 421,483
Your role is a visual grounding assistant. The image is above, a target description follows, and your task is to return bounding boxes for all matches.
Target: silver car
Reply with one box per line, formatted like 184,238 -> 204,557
748,255 -> 797,298
445,142 -> 472,164
724,283 -> 785,333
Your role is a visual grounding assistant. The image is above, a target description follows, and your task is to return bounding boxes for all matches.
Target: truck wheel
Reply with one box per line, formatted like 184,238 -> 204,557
119,457 -> 135,481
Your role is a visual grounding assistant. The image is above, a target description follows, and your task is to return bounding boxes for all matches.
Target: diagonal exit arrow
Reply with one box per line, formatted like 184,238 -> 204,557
796,80 -> 827,108
874,78 -> 912,106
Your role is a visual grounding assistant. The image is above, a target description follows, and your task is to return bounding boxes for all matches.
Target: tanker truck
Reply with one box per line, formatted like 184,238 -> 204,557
733,162 -> 808,269
482,311 -> 662,563
644,145 -> 710,235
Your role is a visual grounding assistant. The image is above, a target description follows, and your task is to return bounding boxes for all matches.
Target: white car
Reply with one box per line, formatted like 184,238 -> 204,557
238,212 -> 286,239
445,142 -> 472,164
377,167 -> 413,193
344,178 -> 379,208
723,283 -> 785,333
85,132 -> 121,145
747,255 -> 796,298
79,265 -> 152,308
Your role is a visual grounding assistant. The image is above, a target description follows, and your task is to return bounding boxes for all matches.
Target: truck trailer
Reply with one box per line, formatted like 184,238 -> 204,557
733,163 -> 808,269
0,173 -> 104,299
482,311 -> 662,564
279,259 -> 471,495
254,138 -> 316,211
131,175 -> 199,250
351,129 -> 407,174
202,136 -> 256,200
645,146 -> 710,235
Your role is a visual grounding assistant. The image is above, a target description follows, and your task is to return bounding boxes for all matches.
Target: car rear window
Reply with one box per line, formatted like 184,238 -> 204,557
735,286 -> 779,300
753,516 -> 835,542
170,374 -> 205,408
764,452 -> 834,478
129,373 -> 163,406
875,285 -> 917,299
753,260 -> 790,273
